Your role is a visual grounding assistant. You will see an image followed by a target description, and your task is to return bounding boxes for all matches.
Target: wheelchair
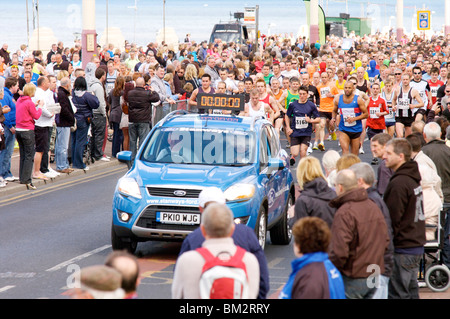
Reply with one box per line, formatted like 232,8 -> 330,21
418,204 -> 450,292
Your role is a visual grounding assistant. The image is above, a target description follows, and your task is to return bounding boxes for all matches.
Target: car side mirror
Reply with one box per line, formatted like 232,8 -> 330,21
267,158 -> 285,174
117,151 -> 133,169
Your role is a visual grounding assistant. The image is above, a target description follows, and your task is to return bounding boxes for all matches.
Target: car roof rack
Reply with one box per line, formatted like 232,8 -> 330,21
159,109 -> 192,126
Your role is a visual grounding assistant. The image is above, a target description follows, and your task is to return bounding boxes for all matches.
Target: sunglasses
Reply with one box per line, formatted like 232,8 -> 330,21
395,73 -> 402,75
413,72 -> 422,75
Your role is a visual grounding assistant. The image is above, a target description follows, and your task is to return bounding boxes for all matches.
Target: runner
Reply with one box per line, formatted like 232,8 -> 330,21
256,78 -> 281,129
240,88 -> 273,122
366,82 -> 389,165
392,73 -> 424,138
285,85 -> 320,165
381,79 -> 396,137
277,77 -> 301,146
428,67 -> 444,113
331,81 -> 368,156
409,66 -> 432,122
316,71 -> 339,151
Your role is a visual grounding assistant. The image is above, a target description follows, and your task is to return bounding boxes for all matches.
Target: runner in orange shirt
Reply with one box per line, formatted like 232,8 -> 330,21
315,72 -> 339,151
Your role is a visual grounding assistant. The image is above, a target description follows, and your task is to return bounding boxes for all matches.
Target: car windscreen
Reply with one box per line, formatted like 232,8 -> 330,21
140,127 -> 256,166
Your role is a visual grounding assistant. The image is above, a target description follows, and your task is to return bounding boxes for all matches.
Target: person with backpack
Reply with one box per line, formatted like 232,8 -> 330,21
172,203 -> 260,299
177,187 -> 270,299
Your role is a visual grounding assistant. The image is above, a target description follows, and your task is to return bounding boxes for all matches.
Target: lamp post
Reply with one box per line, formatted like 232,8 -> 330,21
82,0 -> 97,69
396,0 -> 404,42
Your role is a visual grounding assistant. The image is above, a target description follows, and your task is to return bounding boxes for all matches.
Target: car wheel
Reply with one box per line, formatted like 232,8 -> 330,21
270,192 -> 293,245
255,205 -> 267,250
111,225 -> 138,254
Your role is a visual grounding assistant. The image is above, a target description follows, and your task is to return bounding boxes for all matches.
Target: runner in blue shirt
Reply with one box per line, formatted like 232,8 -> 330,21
285,85 -> 320,166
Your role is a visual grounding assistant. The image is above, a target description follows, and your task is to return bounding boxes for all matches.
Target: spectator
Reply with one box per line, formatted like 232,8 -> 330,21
127,77 -> 160,162
422,121 -> 450,268
382,138 -> 426,299
349,162 -> 394,299
178,187 -> 270,299
291,156 -> 336,228
55,77 -> 75,173
329,169 -> 389,299
0,77 -> 20,183
105,250 -> 140,299
279,217 -> 346,299
70,265 -> 125,299
107,76 -> 125,158
89,67 -> 108,162
15,83 -> 43,189
71,76 -> 99,170
335,153 -> 360,171
321,150 -> 340,188
172,203 -> 260,299
370,133 -> 393,196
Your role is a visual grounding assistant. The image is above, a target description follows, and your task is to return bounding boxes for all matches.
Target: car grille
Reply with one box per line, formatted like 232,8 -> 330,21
146,187 -> 203,198
136,205 -> 200,231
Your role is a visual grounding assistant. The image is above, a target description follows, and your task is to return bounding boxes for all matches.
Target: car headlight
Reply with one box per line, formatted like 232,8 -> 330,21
224,184 -> 255,201
118,177 -> 142,199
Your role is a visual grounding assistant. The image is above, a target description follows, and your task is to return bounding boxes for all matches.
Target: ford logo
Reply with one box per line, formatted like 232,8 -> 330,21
173,190 -> 187,197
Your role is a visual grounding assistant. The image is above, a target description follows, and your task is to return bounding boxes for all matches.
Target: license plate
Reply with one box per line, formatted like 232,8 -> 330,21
156,212 -> 200,225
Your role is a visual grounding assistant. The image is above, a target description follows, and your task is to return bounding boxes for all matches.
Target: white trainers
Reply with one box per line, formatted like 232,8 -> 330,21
359,146 -> 365,154
100,156 -> 111,162
4,176 -> 19,182
44,171 -> 58,179
307,145 -> 313,155
49,168 -> 60,176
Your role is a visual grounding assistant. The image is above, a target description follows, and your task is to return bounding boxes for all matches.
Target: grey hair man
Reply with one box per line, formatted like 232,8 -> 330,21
349,162 -> 394,299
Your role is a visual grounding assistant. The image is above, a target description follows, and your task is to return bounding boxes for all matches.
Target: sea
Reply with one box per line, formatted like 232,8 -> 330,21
1,0 -> 447,52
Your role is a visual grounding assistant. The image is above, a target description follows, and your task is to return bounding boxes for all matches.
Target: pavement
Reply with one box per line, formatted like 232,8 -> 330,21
0,138 -> 124,198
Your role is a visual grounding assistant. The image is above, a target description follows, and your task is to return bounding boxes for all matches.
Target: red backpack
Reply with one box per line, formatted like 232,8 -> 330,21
196,246 -> 250,299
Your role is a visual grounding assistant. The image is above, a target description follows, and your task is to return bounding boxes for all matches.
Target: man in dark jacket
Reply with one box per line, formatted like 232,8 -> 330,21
383,138 -> 425,299
422,121 -> 450,269
329,169 -> 389,299
127,77 -> 160,161
349,162 -> 394,299
55,77 -> 75,174
177,187 -> 270,299
292,177 -> 336,228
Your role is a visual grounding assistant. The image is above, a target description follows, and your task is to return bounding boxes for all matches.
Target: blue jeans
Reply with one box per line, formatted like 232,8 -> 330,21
129,122 -> 150,162
111,122 -> 123,158
55,126 -> 70,170
0,127 -> 16,178
71,118 -> 89,169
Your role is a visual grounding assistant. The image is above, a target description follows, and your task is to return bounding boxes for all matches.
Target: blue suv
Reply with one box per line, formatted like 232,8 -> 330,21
111,111 -> 295,253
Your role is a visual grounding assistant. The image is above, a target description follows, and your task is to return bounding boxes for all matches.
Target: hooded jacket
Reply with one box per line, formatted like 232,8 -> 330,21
329,187 -> 389,278
292,177 -> 337,228
71,90 -> 100,122
383,160 -> 426,250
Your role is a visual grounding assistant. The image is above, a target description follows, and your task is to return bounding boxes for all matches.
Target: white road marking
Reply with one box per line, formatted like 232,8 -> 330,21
0,286 -> 15,293
45,245 -> 111,272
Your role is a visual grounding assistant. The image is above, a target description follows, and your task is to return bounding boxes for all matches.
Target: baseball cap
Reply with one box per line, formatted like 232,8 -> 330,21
198,187 -> 226,208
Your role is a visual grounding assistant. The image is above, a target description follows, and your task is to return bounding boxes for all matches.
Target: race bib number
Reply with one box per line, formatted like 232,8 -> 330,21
431,86 -> 439,97
398,98 -> 409,110
386,104 -> 394,119
295,116 -> 308,130
320,87 -> 331,97
341,108 -> 356,127
370,106 -> 380,119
